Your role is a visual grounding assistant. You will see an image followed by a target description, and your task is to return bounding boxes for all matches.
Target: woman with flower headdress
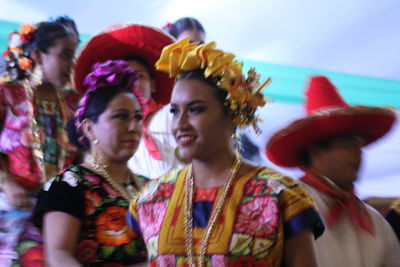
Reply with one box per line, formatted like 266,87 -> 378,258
128,38 -> 325,266
0,17 -> 79,265
33,60 -> 147,266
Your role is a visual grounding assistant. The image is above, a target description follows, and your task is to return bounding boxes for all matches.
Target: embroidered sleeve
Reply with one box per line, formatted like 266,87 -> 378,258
279,181 -> 325,240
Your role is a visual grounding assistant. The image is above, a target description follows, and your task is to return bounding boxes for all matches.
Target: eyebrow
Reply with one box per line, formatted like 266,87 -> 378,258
171,100 -> 206,106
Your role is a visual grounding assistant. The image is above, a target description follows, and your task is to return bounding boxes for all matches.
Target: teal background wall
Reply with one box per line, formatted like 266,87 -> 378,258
2,19 -> 399,109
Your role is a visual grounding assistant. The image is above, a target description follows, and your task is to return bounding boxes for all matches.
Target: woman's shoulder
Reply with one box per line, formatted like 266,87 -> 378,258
43,165 -> 88,191
134,168 -> 182,205
250,166 -> 299,193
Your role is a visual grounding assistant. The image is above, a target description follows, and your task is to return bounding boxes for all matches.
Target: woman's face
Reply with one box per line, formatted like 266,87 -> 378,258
170,79 -> 234,161
88,92 -> 143,163
177,29 -> 205,43
39,35 -> 77,88
127,60 -> 155,100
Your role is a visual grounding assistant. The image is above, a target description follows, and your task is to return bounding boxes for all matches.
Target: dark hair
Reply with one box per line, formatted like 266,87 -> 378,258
67,86 -> 133,151
177,69 -> 229,114
5,16 -> 79,80
168,17 -> 205,39
300,138 -> 334,167
123,55 -> 154,78
27,16 -> 78,54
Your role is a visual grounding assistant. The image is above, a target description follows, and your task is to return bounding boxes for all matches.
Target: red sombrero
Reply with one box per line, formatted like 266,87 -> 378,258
266,76 -> 397,167
74,24 -> 175,105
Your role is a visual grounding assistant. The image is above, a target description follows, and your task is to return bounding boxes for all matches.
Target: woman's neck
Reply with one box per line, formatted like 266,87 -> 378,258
191,151 -> 238,188
34,82 -> 58,101
83,155 -> 131,184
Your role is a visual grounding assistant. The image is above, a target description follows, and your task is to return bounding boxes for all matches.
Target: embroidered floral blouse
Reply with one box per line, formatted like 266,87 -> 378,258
128,166 -> 324,267
0,81 -> 78,189
34,165 -> 147,265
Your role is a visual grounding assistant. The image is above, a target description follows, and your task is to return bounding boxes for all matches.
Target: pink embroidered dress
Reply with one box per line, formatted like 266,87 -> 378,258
0,80 -> 78,264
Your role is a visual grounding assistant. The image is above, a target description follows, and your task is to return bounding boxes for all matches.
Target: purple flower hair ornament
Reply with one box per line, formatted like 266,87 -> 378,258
74,59 -> 140,146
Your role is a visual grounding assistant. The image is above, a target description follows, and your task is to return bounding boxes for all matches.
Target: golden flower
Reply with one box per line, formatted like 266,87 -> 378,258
155,37 -> 272,129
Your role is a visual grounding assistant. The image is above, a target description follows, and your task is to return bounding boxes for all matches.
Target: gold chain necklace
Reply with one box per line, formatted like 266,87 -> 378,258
86,155 -> 139,201
184,157 -> 242,267
24,79 -> 68,182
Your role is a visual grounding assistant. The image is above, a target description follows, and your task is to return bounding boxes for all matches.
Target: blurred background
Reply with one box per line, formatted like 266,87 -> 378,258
0,0 -> 399,199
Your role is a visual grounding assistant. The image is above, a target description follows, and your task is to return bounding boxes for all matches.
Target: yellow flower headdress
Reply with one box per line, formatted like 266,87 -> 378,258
155,37 -> 272,131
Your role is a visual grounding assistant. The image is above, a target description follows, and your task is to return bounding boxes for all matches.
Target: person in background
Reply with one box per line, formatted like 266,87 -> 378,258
164,17 -> 205,43
266,76 -> 400,267
386,198 -> 400,240
73,24 -> 178,179
35,60 -> 147,266
0,16 -> 79,266
128,38 -> 324,266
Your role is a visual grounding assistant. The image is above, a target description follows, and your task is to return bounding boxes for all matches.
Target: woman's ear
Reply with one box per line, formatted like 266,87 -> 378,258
81,119 -> 96,142
30,48 -> 42,65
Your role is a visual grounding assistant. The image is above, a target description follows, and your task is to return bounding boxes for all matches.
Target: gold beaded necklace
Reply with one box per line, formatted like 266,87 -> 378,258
184,156 -> 242,267
86,155 -> 140,201
24,79 -> 68,182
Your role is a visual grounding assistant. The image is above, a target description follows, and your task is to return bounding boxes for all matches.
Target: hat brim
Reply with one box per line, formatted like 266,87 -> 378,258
266,106 -> 397,167
74,24 -> 175,105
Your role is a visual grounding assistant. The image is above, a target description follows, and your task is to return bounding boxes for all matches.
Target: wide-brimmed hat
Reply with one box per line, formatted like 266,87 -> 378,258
266,76 -> 397,167
73,24 -> 175,105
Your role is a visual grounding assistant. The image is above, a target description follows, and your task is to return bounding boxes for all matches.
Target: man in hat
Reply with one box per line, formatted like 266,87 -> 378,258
74,24 -> 185,178
266,76 -> 400,266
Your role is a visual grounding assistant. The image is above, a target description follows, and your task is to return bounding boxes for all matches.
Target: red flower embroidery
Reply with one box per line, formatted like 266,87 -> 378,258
85,190 -> 103,215
244,178 -> 267,196
96,206 -> 136,246
235,195 -> 278,237
155,182 -> 174,199
20,244 -> 44,267
195,187 -> 218,202
77,240 -> 98,263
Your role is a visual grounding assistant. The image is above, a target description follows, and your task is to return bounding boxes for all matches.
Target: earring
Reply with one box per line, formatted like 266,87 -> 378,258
30,64 -> 43,87
92,139 -> 99,145
174,147 -> 191,164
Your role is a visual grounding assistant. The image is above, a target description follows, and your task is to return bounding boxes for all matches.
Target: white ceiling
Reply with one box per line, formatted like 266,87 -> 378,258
1,0 -> 400,81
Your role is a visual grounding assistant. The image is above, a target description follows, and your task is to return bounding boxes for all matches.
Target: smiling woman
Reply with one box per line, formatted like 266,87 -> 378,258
128,38 -> 324,266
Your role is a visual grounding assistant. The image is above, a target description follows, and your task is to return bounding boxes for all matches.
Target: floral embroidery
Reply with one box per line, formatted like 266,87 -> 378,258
103,182 -> 120,197
155,183 -> 174,199
230,234 -> 253,255
19,244 -> 44,267
195,187 -> 218,202
235,196 -> 278,237
138,201 -> 167,242
158,254 -> 176,266
212,254 -> 228,266
96,206 -> 136,246
85,191 -> 102,215
77,240 -> 98,262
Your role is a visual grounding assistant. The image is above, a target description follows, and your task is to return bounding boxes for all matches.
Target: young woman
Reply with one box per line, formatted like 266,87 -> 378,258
35,60 -> 147,266
0,17 -> 79,265
128,38 -> 324,266
164,17 -> 206,43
